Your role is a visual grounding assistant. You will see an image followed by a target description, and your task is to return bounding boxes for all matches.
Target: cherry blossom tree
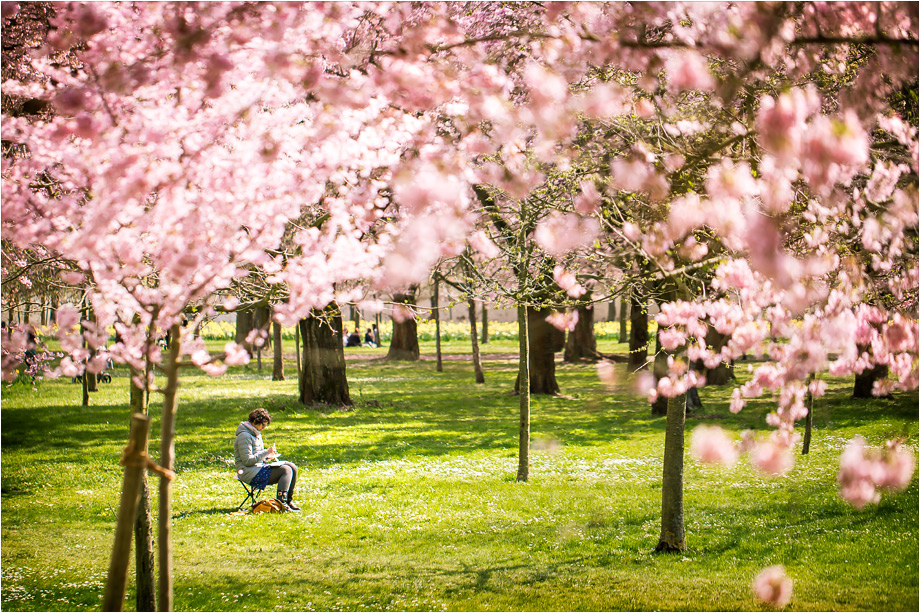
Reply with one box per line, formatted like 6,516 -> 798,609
3,1 -> 917,607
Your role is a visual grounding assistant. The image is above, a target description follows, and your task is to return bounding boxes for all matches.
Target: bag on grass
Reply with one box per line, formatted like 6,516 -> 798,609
250,499 -> 286,514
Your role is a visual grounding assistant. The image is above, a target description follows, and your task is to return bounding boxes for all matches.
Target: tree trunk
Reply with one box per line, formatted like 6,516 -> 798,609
299,305 -> 352,406
656,391 -> 688,553
102,414 -> 153,612
131,374 -> 156,612
651,329 -> 668,416
803,374 -> 815,455
853,363 -> 888,398
157,324 -> 182,612
607,301 -> 616,322
295,322 -> 302,391
386,289 -> 420,361
702,326 -> 734,385
481,303 -> 489,344
271,321 -> 284,381
517,304 -> 531,482
628,295 -> 649,373
618,297 -> 628,343
563,302 -> 597,363
235,310 -> 253,350
514,307 -> 561,395
469,297 -> 485,383
432,279 -> 443,372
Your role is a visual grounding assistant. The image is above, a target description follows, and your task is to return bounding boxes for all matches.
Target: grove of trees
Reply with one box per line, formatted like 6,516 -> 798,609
2,2 -> 917,610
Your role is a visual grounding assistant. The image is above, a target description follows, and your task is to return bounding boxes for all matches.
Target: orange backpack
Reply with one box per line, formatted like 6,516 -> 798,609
250,499 -> 286,514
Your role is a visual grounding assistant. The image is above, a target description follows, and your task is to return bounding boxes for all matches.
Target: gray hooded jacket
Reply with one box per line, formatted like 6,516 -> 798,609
234,421 -> 272,483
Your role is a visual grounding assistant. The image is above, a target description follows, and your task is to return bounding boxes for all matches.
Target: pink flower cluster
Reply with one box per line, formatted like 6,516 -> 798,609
838,437 -> 916,509
752,565 -> 793,608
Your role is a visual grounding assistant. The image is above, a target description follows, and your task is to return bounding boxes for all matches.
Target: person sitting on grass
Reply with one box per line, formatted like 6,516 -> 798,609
234,408 -> 301,512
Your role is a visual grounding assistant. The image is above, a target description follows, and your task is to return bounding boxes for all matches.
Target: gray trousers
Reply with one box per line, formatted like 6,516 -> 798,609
266,462 -> 298,498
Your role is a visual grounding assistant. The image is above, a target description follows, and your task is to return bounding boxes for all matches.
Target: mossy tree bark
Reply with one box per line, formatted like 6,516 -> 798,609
299,304 -> 352,406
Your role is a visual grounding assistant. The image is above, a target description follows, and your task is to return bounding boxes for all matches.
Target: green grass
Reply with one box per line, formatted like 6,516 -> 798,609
1,340 -> 917,611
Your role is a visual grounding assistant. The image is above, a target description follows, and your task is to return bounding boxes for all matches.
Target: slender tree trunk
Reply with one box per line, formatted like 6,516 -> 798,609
651,329 -> 668,416
628,295 -> 649,373
386,289 -> 420,361
481,303 -> 489,344
374,313 -> 381,346
517,304 -> 531,482
351,305 -> 360,333
271,321 -> 284,381
469,297 -> 485,383
102,414 -> 153,612
607,301 -> 616,322
432,279 -> 443,372
618,297 -> 628,343
295,323 -> 302,391
131,374 -> 156,612
803,374 -> 815,455
158,324 -> 182,612
299,305 -> 352,406
563,302 -> 597,363
656,391 -> 688,552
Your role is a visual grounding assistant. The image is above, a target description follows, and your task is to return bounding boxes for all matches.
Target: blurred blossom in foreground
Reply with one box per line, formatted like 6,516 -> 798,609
596,360 -> 617,390
752,565 -> 793,608
690,425 -> 738,466
838,436 -> 915,509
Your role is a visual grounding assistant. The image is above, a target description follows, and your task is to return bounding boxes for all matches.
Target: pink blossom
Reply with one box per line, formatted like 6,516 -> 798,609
546,310 -> 578,333
391,304 -> 415,324
596,360 -> 617,388
666,52 -> 716,91
750,439 -> 794,476
752,565 -> 793,608
469,230 -> 500,259
534,212 -> 600,257
223,342 -> 250,366
690,425 -> 739,466
659,327 -> 688,351
553,265 -> 586,299
729,388 -> 746,414
574,180 -> 602,215
839,437 -> 916,508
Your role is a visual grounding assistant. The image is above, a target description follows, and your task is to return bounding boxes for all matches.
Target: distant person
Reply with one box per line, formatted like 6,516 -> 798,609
364,328 -> 376,347
345,328 -> 361,347
234,408 -> 301,512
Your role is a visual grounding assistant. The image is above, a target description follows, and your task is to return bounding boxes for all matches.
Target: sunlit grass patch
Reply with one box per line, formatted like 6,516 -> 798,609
1,344 -> 917,611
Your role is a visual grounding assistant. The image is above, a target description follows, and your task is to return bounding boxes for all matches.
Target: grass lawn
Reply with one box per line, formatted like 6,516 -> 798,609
1,338 -> 917,611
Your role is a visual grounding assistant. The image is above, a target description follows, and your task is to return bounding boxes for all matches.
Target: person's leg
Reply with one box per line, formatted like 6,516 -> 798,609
267,465 -> 293,497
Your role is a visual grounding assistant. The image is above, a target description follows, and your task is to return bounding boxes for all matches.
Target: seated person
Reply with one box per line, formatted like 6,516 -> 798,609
345,328 -> 361,347
363,328 -> 376,347
234,408 -> 300,512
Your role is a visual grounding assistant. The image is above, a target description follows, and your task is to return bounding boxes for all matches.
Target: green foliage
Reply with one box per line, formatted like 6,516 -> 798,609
1,344 -> 916,611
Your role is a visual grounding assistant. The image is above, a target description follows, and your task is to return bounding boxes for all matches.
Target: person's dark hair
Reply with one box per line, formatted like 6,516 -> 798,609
248,408 -> 272,426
